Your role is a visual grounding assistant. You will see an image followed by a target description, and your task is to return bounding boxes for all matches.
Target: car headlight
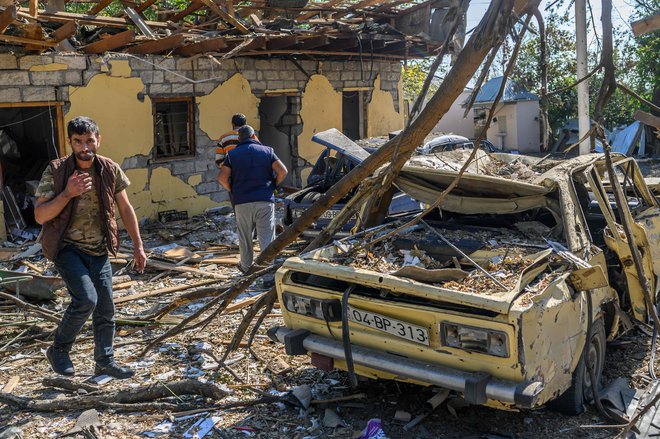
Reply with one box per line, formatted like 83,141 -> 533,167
440,322 -> 509,358
282,292 -> 342,322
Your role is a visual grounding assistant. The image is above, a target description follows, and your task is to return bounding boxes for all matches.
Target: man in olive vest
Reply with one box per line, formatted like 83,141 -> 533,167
35,116 -> 147,378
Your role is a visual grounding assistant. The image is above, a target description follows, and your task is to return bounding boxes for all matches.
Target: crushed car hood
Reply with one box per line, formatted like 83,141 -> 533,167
312,128 -> 371,163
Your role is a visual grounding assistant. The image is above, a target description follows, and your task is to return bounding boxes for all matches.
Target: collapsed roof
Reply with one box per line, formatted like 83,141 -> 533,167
0,1 -> 447,60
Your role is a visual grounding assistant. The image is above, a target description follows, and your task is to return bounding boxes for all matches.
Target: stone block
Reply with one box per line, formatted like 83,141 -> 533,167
0,87 -> 20,101
56,87 -> 69,101
195,58 -> 213,71
0,70 -> 30,86
242,69 -> 257,80
263,70 -> 278,80
18,55 -> 53,70
155,57 -> 176,70
52,55 -> 87,70
139,71 -> 154,84
63,70 -> 83,85
323,71 -> 340,81
22,86 -> 56,102
129,56 -> 153,71
195,161 -> 211,172
30,70 -> 65,86
267,80 -> 284,90
293,70 -> 307,81
0,54 -> 18,70
172,160 -> 195,175
255,59 -> 270,70
299,60 -> 316,72
196,181 -> 218,194
149,83 -> 172,95
193,82 -> 217,95
171,83 -> 194,94
250,80 -> 267,91
283,80 -> 300,89
83,70 -> 101,85
255,70 -> 263,80
210,190 -> 230,203
176,57 -> 194,71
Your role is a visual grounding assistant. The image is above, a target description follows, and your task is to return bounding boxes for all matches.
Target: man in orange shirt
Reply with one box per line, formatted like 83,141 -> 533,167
215,113 -> 258,167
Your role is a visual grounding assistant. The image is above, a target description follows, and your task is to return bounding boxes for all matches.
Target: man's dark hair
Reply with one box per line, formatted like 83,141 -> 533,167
231,113 -> 247,127
238,125 -> 255,142
67,116 -> 99,139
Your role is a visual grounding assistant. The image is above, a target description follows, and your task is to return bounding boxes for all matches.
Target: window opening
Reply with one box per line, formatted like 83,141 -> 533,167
153,98 -> 195,159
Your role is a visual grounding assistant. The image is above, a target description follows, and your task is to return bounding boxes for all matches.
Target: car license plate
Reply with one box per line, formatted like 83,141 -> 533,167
320,210 -> 340,219
347,306 -> 430,345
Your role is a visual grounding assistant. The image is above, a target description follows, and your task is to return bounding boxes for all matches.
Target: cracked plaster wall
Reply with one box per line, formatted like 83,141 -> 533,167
0,52 -> 404,221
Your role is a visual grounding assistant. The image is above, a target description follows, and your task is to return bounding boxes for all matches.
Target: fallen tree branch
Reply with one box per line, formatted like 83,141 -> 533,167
0,292 -> 60,324
0,379 -> 228,412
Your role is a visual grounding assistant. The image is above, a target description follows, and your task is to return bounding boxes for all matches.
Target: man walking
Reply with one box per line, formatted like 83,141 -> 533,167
215,113 -> 258,167
35,116 -> 147,378
217,125 -> 287,279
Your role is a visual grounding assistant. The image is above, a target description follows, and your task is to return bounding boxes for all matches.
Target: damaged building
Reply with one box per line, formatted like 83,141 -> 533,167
0,0 -> 443,235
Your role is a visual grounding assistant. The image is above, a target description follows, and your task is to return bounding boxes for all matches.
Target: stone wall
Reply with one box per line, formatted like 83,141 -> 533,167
0,51 -> 403,217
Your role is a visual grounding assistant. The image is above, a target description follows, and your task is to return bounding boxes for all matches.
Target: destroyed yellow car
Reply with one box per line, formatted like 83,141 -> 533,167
269,148 -> 660,414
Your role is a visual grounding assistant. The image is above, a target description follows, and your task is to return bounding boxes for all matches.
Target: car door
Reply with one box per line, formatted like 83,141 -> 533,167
585,157 -> 660,321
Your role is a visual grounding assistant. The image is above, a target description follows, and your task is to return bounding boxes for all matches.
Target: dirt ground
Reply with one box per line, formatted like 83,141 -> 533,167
1,170 -> 660,438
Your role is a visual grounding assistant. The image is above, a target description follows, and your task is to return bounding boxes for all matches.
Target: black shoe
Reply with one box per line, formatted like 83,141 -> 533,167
261,278 -> 275,289
95,362 -> 135,379
46,346 -> 75,376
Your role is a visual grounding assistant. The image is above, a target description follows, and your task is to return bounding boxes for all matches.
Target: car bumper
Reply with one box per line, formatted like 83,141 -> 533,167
268,326 -> 543,408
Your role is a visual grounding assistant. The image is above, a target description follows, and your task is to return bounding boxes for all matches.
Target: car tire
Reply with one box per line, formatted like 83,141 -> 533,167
548,318 -> 606,415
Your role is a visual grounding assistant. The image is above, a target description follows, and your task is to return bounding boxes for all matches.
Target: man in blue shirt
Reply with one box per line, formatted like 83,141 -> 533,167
218,125 -> 288,277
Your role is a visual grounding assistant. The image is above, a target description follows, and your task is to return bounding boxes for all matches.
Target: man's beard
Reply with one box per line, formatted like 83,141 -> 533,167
76,151 -> 95,161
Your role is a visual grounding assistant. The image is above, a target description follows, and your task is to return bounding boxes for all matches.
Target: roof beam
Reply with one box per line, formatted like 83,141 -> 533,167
634,109 -> 660,130
169,1 -> 204,22
124,6 -> 155,38
176,36 -> 228,56
198,0 -> 249,34
17,8 -> 170,29
295,34 -> 329,50
0,33 -> 56,47
51,20 -> 78,42
266,34 -> 298,50
81,29 -> 136,54
296,0 -> 345,21
134,0 -> 160,14
0,5 -> 17,34
126,33 -> 184,54
632,13 -> 660,36
89,0 -> 114,16
28,0 -> 38,17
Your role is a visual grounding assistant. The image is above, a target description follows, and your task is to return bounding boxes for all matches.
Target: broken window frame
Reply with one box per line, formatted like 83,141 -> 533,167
0,101 -> 66,156
152,97 -> 196,161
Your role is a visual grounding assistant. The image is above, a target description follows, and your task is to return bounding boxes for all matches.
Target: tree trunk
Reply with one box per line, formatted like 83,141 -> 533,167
255,0 -> 515,266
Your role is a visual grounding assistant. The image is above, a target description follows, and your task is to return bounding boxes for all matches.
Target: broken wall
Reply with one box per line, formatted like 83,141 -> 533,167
0,52 -> 403,221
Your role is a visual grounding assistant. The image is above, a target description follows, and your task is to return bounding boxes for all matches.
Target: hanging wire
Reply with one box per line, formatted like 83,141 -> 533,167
0,110 -> 52,129
46,103 -> 59,159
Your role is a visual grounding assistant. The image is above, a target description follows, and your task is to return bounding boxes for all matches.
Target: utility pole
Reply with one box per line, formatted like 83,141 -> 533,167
576,0 -> 590,155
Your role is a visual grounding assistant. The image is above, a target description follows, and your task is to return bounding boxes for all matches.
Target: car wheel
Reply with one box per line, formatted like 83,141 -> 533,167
548,318 -> 606,415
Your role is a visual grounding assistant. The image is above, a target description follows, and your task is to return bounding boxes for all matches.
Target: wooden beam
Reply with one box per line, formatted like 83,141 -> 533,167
199,0 -> 249,34
0,33 -> 56,47
124,6 -> 155,38
296,0 -> 345,21
220,35 -> 265,58
126,33 -> 185,54
81,29 -> 136,54
51,20 -> 78,42
28,0 -> 38,17
634,109 -> 660,130
266,34 -> 298,50
632,13 -> 660,36
17,8 -> 170,29
134,0 -> 159,14
176,36 -> 228,56
89,0 -> 114,15
169,1 -> 204,22
0,5 -> 17,34
296,34 -> 329,49
324,36 -> 358,51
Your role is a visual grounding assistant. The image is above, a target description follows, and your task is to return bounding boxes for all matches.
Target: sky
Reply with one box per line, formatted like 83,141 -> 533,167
465,0 -> 637,37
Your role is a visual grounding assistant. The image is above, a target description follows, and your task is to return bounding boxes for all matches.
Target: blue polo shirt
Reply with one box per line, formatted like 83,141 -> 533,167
224,139 -> 279,205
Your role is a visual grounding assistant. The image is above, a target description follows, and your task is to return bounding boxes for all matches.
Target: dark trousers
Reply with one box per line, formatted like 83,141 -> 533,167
53,245 -> 115,366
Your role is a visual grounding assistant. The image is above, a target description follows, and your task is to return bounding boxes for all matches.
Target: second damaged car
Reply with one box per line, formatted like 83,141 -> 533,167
269,147 -> 660,414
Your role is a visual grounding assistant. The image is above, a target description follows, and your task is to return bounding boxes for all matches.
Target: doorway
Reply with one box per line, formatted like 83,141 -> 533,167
259,95 -> 299,186
0,103 -> 63,234
342,90 -> 365,141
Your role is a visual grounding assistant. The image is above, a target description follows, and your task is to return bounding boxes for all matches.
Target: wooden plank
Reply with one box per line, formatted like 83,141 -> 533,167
296,0 -> 346,21
632,13 -> 660,36
0,5 -> 17,34
135,0 -> 160,13
296,34 -> 329,50
169,1 -> 204,22
124,6 -> 155,38
28,0 -> 38,17
17,8 -> 170,29
126,33 -> 184,54
176,36 -> 227,56
199,0 -> 249,34
114,279 -> 219,305
81,29 -> 136,54
225,292 -> 266,313
89,0 -> 114,15
266,34 -> 298,50
0,33 -> 56,47
51,20 -> 77,42
1,376 -> 20,394
634,109 -> 660,130
220,35 -> 265,58
324,36 -> 358,51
